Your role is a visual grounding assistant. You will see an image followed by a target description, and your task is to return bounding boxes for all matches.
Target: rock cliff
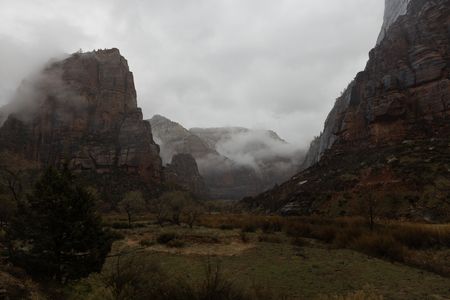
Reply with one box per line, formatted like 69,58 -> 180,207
248,0 -> 450,220
164,153 -> 208,198
0,49 -> 163,200
377,0 -> 411,44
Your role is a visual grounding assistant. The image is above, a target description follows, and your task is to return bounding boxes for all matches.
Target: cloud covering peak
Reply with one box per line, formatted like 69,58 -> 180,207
0,0 -> 384,147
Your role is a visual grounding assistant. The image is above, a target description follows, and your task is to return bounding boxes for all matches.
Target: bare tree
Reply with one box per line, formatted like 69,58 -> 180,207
0,151 -> 36,202
0,195 -> 16,228
119,191 -> 146,228
152,191 -> 198,226
356,186 -> 380,231
100,250 -> 165,300
152,195 -> 170,227
183,200 -> 204,229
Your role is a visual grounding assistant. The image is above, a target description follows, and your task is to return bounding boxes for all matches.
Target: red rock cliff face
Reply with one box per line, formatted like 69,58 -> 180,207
341,0 -> 449,146
247,0 -> 450,221
0,49 -> 162,188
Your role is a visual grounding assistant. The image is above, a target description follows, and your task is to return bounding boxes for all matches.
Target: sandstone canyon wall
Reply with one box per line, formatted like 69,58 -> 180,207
248,0 -> 450,221
377,0 -> 411,44
301,0 -> 415,169
0,49 -> 163,201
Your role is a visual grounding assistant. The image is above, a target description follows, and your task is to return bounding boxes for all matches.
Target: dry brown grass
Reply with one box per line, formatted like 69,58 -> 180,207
391,223 -> 450,249
316,290 -> 383,300
350,233 -> 406,262
199,213 -> 450,276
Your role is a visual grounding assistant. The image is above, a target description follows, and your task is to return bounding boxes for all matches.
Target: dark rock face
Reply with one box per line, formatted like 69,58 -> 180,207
0,49 -> 163,197
377,0 -> 411,44
248,0 -> 450,220
164,153 -> 208,198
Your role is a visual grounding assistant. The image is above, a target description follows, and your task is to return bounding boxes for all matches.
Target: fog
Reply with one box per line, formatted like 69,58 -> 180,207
0,57 -> 89,126
217,130 -> 303,168
0,0 -> 384,147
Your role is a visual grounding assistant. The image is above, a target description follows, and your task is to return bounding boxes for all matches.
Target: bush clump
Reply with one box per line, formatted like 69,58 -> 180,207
167,239 -> 185,248
240,231 -> 250,243
291,237 -> 308,247
392,224 -> 450,250
219,224 -> 235,230
157,232 -> 179,245
351,233 -> 406,262
258,234 -> 282,244
284,222 -> 312,238
139,239 -> 155,247
241,224 -> 257,233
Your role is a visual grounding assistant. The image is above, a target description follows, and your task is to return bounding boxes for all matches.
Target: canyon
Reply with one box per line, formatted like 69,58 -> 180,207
150,115 -> 303,200
248,0 -> 450,221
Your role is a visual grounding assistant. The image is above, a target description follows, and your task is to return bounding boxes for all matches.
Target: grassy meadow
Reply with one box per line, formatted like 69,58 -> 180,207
64,213 -> 450,300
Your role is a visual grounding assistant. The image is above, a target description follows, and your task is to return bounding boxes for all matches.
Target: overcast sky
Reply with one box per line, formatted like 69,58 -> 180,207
0,0 -> 384,147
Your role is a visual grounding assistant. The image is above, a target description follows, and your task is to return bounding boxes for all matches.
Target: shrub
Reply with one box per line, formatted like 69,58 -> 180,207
219,224 -> 234,230
167,239 -> 185,248
392,224 -> 450,250
187,234 -> 220,244
351,233 -> 406,262
291,237 -> 307,247
157,232 -> 179,245
242,224 -> 257,233
90,255 -> 274,300
258,234 -> 282,244
196,260 -> 247,300
284,222 -> 312,238
261,219 -> 283,233
312,226 -> 337,243
139,239 -> 155,247
240,231 -> 250,243
333,227 -> 364,248
108,230 -> 125,241
317,290 -> 383,300
111,222 -> 131,229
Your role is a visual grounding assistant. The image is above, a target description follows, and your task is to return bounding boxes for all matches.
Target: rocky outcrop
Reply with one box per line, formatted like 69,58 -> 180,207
150,115 -> 303,199
248,0 -> 450,221
0,49 -> 163,199
164,153 -> 208,198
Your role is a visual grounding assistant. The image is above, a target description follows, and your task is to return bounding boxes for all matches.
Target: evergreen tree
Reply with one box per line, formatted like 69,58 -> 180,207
8,167 -> 113,282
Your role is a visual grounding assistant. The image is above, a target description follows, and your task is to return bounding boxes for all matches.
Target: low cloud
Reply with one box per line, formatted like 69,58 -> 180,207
215,129 -> 304,172
0,0 -> 384,148
188,127 -> 304,184
0,55 -> 89,126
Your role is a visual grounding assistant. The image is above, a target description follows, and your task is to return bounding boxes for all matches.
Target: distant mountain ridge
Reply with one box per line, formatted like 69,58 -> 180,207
149,115 -> 303,200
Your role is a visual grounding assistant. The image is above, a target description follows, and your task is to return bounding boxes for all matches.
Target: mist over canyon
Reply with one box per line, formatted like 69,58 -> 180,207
1,1 -> 450,298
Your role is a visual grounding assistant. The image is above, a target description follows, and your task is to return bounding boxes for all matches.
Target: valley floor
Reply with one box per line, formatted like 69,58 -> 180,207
69,215 -> 450,300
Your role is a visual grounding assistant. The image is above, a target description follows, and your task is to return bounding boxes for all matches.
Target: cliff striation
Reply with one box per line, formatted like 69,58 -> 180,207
0,49 -> 163,199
